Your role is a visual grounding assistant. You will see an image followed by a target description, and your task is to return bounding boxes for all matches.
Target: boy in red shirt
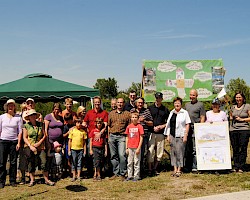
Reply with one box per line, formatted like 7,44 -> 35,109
125,113 -> 144,181
89,118 -> 107,181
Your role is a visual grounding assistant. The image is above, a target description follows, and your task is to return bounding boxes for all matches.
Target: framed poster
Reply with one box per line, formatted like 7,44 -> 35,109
194,122 -> 231,170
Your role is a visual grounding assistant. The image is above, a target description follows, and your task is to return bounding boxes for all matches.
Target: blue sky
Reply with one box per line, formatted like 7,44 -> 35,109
0,0 -> 249,91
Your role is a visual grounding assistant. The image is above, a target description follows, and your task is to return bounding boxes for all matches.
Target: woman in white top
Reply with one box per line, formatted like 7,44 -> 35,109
164,97 -> 191,177
206,98 -> 228,123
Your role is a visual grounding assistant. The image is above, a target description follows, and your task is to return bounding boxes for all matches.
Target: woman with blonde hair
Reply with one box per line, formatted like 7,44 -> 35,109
77,106 -> 87,122
0,99 -> 23,188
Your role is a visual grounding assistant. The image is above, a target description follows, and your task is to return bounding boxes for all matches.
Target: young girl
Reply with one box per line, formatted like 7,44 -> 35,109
89,118 -> 107,181
51,141 -> 63,181
68,118 -> 87,181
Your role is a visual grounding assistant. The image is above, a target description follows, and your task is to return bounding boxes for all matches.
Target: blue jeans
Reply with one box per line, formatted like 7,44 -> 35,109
0,140 -> 18,185
109,134 -> 127,176
71,150 -> 83,171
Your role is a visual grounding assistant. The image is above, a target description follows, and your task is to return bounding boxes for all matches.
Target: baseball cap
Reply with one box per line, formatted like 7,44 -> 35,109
212,98 -> 220,105
155,92 -> 163,98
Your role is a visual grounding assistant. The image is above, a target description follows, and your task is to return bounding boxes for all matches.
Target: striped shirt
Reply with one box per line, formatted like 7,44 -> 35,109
130,107 -> 153,131
108,110 -> 131,134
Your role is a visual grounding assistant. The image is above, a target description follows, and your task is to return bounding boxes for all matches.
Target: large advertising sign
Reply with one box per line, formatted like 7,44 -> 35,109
142,59 -> 225,102
194,122 -> 232,170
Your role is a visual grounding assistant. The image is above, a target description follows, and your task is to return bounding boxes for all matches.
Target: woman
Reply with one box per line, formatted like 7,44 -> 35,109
23,109 -> 54,186
164,97 -> 191,177
76,106 -> 87,122
230,91 -> 250,173
44,103 -> 64,177
206,98 -> 228,123
0,99 -> 23,188
44,103 -> 64,145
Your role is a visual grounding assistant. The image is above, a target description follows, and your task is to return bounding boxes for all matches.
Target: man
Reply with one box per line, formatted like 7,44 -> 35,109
83,96 -> 108,135
124,90 -> 137,111
108,98 -> 131,181
83,96 -> 109,177
184,89 -> 205,172
110,98 -> 117,111
131,97 -> 153,178
62,98 -> 77,124
148,92 -> 169,176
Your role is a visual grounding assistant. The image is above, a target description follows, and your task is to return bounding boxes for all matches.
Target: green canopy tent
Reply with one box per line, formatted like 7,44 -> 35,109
0,73 -> 99,104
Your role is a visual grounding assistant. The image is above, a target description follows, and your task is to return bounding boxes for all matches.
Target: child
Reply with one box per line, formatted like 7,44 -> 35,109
62,98 -> 77,124
68,118 -> 87,181
51,141 -> 63,181
125,112 -> 144,181
63,113 -> 74,177
89,118 -> 107,181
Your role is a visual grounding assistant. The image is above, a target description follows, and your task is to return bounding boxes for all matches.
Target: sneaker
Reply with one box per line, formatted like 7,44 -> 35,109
133,178 -> 139,182
192,169 -> 198,174
96,176 -> 102,181
71,177 -> 76,182
77,177 -> 81,181
125,177 -> 133,181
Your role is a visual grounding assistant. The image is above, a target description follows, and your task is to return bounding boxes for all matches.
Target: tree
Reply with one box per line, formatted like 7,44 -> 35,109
226,78 -> 250,102
126,82 -> 141,96
94,78 -> 118,99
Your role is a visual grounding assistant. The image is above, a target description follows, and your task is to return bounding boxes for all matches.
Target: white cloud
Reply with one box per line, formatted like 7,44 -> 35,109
142,29 -> 205,40
191,38 -> 250,52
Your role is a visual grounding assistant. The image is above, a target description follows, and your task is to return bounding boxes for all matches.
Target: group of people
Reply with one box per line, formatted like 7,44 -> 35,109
0,89 -> 249,188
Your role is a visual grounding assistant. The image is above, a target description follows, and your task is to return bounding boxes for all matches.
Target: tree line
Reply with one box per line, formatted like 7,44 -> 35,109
94,77 -> 250,111
0,77 -> 249,116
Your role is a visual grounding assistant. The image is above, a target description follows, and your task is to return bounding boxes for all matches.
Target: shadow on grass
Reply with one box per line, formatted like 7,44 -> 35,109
65,185 -> 88,192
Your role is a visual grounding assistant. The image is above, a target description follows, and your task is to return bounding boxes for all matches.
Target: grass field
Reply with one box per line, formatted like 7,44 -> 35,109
1,145 -> 250,200
1,170 -> 250,200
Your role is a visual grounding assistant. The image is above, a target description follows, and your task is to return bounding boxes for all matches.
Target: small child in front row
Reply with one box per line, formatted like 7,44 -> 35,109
51,141 -> 63,181
89,118 -> 107,181
125,112 -> 144,181
68,118 -> 87,181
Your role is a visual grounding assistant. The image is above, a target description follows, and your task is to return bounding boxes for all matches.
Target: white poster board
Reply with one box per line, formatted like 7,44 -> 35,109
194,122 -> 231,170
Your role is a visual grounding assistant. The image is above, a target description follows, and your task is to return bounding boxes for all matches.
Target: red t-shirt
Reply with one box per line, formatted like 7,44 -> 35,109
84,109 -> 108,136
125,123 -> 144,148
89,128 -> 106,147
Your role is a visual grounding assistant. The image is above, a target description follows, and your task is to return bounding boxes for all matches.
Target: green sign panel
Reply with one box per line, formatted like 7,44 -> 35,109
142,59 -> 225,102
